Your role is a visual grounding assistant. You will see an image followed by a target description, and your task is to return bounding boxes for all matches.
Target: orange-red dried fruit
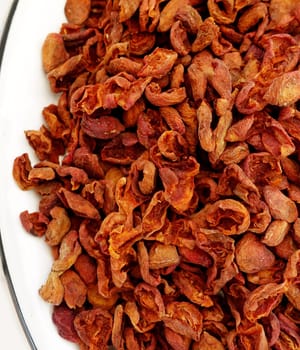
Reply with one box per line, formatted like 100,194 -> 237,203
13,0 -> 300,348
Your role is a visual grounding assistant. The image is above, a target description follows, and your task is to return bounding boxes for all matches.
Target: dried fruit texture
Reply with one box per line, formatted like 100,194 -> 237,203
163,301 -> 203,341
64,0 -> 91,25
12,0 -> 300,349
235,233 -> 276,273
74,308 -> 113,349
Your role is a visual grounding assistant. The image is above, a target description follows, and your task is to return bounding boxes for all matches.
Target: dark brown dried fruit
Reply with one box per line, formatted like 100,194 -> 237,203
81,115 -> 125,140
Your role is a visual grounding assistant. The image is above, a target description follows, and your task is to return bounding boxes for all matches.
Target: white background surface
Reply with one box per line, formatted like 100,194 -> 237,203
0,3 -> 31,349
0,262 -> 30,349
0,1 -> 49,348
0,0 -> 31,347
0,1 -> 77,349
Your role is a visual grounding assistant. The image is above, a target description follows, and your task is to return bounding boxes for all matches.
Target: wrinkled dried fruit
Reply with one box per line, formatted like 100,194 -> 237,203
13,0 -> 300,349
